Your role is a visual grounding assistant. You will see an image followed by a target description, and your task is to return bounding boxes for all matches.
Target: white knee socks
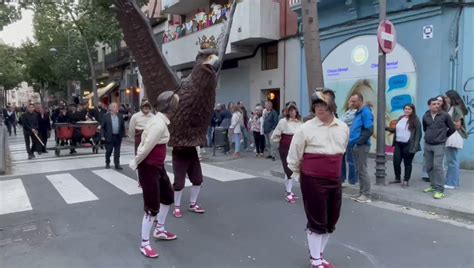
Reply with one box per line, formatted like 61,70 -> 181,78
141,214 -> 156,246
285,179 -> 293,194
174,190 -> 183,208
307,230 -> 323,266
190,185 -> 201,205
156,204 -> 170,232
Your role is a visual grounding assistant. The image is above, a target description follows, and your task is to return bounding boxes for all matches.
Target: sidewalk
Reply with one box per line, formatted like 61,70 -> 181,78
201,146 -> 474,222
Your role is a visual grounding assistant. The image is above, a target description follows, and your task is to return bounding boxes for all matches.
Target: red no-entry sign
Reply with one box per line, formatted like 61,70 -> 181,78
378,19 -> 396,54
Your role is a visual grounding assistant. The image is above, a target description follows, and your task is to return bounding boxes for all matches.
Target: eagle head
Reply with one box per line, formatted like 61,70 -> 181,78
196,48 -> 220,74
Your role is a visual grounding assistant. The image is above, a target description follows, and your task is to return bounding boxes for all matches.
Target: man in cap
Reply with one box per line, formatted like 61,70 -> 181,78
287,89 -> 349,268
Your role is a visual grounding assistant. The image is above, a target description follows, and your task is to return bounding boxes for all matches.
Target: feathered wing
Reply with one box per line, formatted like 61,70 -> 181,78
114,0 -> 179,106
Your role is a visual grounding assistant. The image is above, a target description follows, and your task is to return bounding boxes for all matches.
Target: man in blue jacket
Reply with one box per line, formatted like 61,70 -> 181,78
263,101 -> 279,161
348,93 -> 374,203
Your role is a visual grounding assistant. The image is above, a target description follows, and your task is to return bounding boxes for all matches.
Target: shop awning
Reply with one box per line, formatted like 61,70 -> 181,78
85,82 -> 118,100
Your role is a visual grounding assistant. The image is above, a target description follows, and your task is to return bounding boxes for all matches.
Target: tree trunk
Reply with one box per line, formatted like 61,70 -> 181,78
301,0 -> 324,106
68,10 -> 98,106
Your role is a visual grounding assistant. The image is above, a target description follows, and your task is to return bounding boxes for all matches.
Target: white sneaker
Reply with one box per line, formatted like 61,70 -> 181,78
444,185 -> 455,189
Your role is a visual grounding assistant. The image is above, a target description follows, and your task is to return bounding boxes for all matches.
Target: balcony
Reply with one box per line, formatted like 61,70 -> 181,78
104,47 -> 131,70
162,0 -> 209,15
162,0 -> 280,70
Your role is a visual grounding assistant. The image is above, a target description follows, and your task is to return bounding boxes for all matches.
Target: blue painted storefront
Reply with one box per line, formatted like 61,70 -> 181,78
293,1 -> 474,168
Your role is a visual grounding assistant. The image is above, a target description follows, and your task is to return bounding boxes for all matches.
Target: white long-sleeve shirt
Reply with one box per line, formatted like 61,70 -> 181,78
128,111 -> 154,138
287,117 -> 349,176
271,118 -> 303,143
134,112 -> 170,166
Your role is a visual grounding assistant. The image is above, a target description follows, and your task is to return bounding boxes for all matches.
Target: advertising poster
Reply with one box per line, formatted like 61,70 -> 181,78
323,35 -> 417,152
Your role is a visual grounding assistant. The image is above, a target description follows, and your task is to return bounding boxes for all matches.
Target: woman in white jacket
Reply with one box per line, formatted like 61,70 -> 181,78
129,91 -> 179,259
230,105 -> 243,158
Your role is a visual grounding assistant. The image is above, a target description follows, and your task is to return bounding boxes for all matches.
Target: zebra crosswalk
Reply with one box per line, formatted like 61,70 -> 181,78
0,164 -> 256,216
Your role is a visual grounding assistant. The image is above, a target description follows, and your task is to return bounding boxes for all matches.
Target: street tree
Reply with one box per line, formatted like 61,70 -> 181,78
0,44 -> 24,90
20,0 -> 123,105
0,3 -> 22,31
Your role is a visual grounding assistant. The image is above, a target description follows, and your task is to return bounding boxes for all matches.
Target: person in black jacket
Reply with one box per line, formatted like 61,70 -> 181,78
4,105 -> 17,136
385,104 -> 422,187
21,103 -> 40,159
422,97 -> 456,199
38,106 -> 52,154
101,102 -> 125,169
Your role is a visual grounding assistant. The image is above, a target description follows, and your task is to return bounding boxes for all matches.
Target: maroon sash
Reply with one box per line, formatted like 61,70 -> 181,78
144,144 -> 167,167
279,134 -> 293,150
301,153 -> 343,180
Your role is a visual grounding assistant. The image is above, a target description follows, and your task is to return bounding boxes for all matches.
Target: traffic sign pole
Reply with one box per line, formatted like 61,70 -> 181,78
375,0 -> 387,185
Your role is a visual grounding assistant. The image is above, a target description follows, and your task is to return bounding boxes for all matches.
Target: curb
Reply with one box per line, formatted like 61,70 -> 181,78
0,125 -> 7,175
270,169 -> 474,222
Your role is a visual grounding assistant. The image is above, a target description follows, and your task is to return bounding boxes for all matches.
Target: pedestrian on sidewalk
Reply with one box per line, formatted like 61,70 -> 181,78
348,93 -> 374,203
249,105 -> 265,157
20,103 -> 40,160
237,101 -> 249,150
101,103 -> 125,170
421,94 -> 450,182
271,101 -> 303,204
287,90 -> 349,268
229,105 -> 243,158
444,90 -> 468,189
263,101 -> 279,161
4,105 -> 17,136
385,104 -> 422,187
422,97 -> 456,199
37,106 -> 51,154
340,102 -> 358,186
128,99 -> 154,155
129,91 -> 180,258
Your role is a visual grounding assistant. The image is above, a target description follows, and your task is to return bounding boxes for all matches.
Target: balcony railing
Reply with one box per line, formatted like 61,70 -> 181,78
104,48 -> 131,70
94,62 -> 107,77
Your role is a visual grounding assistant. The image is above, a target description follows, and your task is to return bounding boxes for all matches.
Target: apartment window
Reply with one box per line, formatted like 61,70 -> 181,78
262,43 -> 278,70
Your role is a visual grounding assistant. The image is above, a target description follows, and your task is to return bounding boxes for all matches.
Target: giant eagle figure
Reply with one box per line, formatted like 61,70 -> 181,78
113,0 -> 238,147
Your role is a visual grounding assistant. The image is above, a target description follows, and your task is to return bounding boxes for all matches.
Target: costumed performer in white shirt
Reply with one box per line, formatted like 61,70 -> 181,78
129,91 -> 180,258
287,89 -> 349,268
271,101 -> 303,204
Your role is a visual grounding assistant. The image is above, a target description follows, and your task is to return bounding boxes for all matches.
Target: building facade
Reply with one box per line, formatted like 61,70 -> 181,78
290,0 -> 474,168
157,0 -> 301,113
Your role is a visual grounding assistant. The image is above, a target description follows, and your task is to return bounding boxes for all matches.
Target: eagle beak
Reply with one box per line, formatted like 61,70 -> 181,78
204,54 -> 220,72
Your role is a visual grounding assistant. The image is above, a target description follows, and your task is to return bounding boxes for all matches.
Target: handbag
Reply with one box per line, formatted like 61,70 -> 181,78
446,130 -> 464,149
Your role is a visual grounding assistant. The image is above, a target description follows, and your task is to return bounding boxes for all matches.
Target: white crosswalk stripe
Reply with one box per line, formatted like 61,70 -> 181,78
93,169 -> 143,195
46,173 -> 99,204
0,179 -> 33,215
200,163 -> 256,181
0,161 -> 255,216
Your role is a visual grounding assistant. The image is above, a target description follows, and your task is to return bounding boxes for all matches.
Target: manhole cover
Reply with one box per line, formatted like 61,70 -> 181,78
0,220 -> 56,247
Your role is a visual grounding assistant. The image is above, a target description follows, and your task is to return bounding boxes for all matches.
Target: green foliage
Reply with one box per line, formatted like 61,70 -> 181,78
0,44 -> 24,90
0,4 -> 22,31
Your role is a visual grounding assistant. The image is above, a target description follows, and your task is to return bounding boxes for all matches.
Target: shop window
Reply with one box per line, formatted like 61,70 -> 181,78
262,43 -> 278,70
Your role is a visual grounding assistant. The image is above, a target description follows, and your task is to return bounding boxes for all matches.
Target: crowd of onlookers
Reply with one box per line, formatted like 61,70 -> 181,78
207,100 -> 280,159
212,89 -> 468,201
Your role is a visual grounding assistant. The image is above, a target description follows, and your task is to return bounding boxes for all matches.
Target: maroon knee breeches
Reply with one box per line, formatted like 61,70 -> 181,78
138,162 -> 174,216
172,147 -> 203,191
300,173 -> 342,234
